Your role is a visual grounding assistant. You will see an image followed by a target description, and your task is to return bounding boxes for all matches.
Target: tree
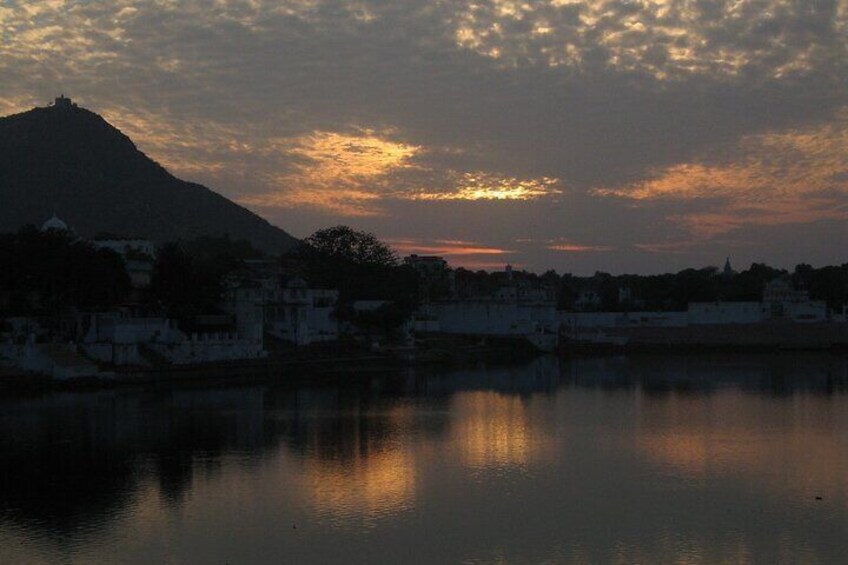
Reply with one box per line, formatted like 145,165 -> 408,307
148,242 -> 228,325
303,226 -> 398,267
0,225 -> 130,316
281,226 -> 417,328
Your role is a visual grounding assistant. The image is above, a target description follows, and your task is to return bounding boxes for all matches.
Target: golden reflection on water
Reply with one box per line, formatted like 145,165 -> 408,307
635,391 -> 848,504
296,390 -> 557,523
301,448 -> 417,524
449,391 -> 552,470
292,404 -> 420,524
3,365 -> 848,564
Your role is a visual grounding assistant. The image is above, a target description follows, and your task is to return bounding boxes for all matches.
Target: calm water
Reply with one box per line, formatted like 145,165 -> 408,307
1,354 -> 847,564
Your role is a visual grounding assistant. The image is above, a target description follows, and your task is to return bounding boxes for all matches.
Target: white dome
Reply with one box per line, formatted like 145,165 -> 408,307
41,214 -> 69,232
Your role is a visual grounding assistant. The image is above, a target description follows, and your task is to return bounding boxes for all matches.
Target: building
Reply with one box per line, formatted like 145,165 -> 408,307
404,254 -> 456,301
220,284 -> 266,345
92,238 -> 156,259
422,263 -> 557,342
762,276 -> 827,322
575,290 -> 602,311
38,215 -> 155,288
41,214 -> 71,232
404,254 -> 448,275
265,279 -> 339,345
53,94 -> 76,109
91,237 -> 156,289
722,257 -> 735,277
688,302 -> 762,325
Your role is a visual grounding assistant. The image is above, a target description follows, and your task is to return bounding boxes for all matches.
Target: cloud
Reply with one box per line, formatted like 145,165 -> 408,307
448,0 -> 848,80
1,0 -> 847,272
387,237 -> 515,269
239,129 -> 421,216
596,108 -> 848,237
547,242 -> 612,253
388,238 -> 514,255
412,172 -> 561,201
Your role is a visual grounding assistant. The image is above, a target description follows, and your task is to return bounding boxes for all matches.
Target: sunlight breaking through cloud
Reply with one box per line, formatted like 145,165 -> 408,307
240,129 -> 421,216
386,237 -> 515,269
547,242 -> 612,253
414,173 -> 561,201
2,0 -> 848,269
387,238 -> 513,256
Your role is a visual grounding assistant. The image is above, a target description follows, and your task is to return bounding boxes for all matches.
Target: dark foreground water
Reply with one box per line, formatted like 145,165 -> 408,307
1,354 -> 847,564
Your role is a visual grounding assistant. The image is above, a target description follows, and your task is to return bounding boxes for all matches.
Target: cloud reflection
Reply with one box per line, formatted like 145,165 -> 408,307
636,391 -> 848,505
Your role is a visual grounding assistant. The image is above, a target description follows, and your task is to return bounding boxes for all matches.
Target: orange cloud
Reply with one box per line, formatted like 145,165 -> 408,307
632,240 -> 700,254
547,242 -> 612,252
596,108 -> 848,238
241,129 -> 421,216
386,238 -> 518,269
69,103 -> 564,216
457,260 -> 525,270
413,172 -> 561,201
388,238 -> 513,257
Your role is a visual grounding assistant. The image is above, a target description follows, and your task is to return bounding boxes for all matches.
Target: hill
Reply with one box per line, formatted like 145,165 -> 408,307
0,97 -> 298,253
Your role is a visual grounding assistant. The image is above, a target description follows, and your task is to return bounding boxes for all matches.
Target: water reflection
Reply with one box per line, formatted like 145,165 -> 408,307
0,353 -> 847,563
449,391 -> 554,471
301,447 -> 417,525
635,391 -> 848,504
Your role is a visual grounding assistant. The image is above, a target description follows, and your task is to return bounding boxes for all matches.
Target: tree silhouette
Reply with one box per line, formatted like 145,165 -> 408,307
303,226 -> 398,267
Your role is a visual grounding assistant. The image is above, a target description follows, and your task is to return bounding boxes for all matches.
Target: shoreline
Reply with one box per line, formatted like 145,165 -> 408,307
5,326 -> 848,392
0,336 -> 543,391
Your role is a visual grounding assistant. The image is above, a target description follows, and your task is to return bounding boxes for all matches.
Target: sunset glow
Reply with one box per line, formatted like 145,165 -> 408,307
2,0 -> 847,270
597,112 -> 848,238
414,173 -> 561,201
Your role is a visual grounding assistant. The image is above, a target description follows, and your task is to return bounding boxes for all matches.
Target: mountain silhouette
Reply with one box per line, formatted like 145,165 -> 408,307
0,97 -> 297,252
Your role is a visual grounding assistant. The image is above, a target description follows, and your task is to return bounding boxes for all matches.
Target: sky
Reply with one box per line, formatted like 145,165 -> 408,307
1,0 -> 847,274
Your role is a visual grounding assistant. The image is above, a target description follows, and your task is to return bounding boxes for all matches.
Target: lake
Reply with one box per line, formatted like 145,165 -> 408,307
1,353 -> 847,563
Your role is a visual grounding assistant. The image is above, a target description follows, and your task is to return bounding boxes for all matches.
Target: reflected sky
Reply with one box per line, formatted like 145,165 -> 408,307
1,354 -> 847,563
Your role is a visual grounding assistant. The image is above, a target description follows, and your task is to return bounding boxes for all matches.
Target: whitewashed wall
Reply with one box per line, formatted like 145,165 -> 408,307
688,302 -> 763,325
426,302 -> 555,335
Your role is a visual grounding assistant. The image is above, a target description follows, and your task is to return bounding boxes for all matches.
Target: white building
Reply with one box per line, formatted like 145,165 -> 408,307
81,314 -> 185,366
423,263 -> 557,339
265,279 -> 339,345
575,290 -> 602,311
92,238 -> 156,289
761,276 -> 827,322
688,302 -> 763,325
41,214 -> 71,232
38,215 -> 155,289
92,238 -> 156,259
84,314 -> 182,344
560,311 -> 689,329
425,300 -> 555,335
220,285 -> 266,345
782,300 -> 828,323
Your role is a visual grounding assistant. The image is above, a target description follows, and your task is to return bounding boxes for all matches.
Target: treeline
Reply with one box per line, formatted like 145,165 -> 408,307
0,226 -> 418,332
3,224 -> 847,324
148,226 -> 417,331
281,226 -> 418,330
455,263 -> 848,312
0,226 -> 130,315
